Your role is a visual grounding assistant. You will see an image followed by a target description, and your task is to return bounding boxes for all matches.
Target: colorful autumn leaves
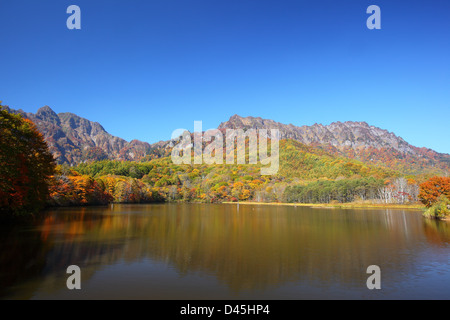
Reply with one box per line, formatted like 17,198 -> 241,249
0,106 -> 56,215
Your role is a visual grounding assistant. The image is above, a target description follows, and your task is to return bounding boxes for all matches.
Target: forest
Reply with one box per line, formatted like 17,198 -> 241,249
54,158 -> 421,206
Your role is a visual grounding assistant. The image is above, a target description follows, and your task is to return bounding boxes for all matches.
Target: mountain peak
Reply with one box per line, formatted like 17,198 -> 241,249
36,105 -> 56,115
36,106 -> 60,125
230,114 -> 243,120
344,121 -> 370,127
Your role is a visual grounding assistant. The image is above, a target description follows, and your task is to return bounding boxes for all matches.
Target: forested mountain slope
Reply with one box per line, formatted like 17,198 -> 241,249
4,105 -> 449,176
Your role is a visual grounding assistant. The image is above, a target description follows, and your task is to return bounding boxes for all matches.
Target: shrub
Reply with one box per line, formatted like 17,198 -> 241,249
423,195 -> 450,220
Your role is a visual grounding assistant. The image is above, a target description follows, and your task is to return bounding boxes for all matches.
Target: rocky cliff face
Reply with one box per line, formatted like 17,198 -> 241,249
219,115 -> 413,153
5,106 -> 152,164
219,115 -> 450,173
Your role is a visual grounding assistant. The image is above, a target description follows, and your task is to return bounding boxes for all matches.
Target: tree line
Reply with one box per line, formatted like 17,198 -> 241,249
284,177 -> 419,204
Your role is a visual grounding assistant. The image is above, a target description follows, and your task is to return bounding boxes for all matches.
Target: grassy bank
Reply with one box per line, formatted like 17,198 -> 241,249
422,196 -> 450,220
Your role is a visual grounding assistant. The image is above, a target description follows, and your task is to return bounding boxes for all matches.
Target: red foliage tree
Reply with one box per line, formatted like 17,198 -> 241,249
418,176 -> 450,207
0,106 -> 56,215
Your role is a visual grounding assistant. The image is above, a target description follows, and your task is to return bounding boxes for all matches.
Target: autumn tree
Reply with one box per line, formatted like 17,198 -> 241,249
0,106 -> 56,215
418,176 -> 450,208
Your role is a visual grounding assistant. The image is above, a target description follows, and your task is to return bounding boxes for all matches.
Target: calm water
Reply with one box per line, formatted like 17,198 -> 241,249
0,203 -> 449,299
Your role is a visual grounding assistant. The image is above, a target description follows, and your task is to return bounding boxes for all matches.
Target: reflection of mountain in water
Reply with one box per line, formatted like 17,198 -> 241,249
1,204 -> 449,299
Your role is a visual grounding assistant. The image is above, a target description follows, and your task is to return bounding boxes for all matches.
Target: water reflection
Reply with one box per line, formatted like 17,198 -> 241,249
423,218 -> 450,247
0,204 -> 449,299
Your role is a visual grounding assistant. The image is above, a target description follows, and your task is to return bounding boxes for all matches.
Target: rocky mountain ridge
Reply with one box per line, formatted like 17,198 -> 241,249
3,106 -> 449,174
219,115 -> 450,173
219,115 -> 413,153
4,105 -> 153,164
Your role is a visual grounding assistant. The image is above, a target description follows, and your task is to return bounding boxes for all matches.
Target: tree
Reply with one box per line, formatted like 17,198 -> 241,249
418,176 -> 450,208
0,106 -> 56,215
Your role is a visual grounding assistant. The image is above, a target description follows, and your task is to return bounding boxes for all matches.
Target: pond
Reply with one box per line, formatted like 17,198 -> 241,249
0,203 -> 449,299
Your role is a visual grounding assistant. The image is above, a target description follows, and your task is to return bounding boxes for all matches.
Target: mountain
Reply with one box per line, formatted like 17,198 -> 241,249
3,105 -> 449,175
219,115 -> 450,175
3,105 -> 155,164
219,115 -> 412,152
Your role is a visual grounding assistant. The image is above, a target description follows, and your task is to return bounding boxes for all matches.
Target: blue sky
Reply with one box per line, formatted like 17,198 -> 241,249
1,0 -> 449,153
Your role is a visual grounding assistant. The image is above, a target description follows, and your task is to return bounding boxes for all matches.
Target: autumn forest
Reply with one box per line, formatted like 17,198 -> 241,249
1,105 -> 450,220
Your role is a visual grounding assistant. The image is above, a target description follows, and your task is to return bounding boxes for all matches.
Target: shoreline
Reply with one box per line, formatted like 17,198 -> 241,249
42,200 -> 427,212
222,201 -> 425,211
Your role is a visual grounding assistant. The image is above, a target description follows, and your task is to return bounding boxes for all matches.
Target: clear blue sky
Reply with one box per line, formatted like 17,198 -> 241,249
1,0 -> 449,153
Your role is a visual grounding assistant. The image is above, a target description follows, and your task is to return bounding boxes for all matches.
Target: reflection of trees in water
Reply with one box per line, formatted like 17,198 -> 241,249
0,214 -> 51,299
422,219 -> 450,246
137,206 -> 430,292
2,205 -> 448,298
